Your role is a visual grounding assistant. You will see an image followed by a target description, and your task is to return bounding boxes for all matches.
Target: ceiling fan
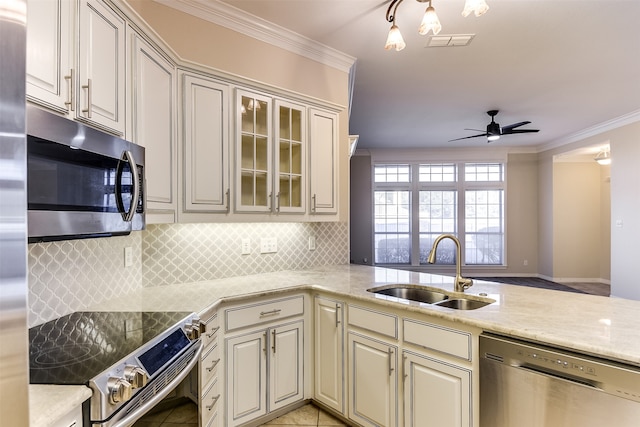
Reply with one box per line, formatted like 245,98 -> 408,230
449,110 -> 539,142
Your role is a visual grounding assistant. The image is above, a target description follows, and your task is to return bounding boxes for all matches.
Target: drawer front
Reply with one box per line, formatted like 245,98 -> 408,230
348,305 -> 398,339
202,314 -> 220,349
201,377 -> 220,427
403,319 -> 471,361
225,295 -> 304,332
200,341 -> 220,387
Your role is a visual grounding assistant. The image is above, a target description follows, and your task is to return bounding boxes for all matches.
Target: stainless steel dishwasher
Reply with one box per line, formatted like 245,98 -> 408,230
480,333 -> 640,427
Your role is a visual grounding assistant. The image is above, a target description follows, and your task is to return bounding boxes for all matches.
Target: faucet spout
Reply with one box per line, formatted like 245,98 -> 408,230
427,234 -> 473,293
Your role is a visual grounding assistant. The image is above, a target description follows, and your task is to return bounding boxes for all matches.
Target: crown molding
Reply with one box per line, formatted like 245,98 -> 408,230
538,109 -> 640,153
153,0 -> 356,73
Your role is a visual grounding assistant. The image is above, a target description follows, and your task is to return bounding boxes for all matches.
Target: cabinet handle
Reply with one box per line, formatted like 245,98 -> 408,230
206,394 -> 220,411
259,309 -> 282,317
403,354 -> 408,382
81,78 -> 92,118
272,329 -> 277,353
263,332 -> 267,355
206,326 -> 220,338
225,189 -> 230,213
64,69 -> 74,112
335,304 -> 341,327
206,358 -> 220,372
312,194 -> 317,212
276,192 -> 281,212
388,348 -> 394,376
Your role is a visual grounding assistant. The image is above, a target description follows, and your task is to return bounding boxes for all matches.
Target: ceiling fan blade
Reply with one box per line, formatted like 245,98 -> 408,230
448,133 -> 488,142
501,121 -> 531,131
502,129 -> 539,135
464,128 -> 485,132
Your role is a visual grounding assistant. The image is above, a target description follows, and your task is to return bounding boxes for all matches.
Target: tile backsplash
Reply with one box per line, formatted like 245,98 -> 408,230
142,222 -> 349,287
28,222 -> 349,326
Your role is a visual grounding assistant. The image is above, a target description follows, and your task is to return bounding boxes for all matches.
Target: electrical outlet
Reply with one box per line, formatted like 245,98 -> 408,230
241,239 -> 251,255
124,247 -> 133,268
260,237 -> 278,254
308,236 -> 316,251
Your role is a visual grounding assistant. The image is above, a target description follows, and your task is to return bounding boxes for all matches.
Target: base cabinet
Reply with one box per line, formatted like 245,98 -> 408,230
313,296 -> 345,414
348,332 -> 398,427
403,351 -> 471,427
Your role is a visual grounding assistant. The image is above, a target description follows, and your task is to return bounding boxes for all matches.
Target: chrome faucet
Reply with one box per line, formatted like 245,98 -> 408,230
427,234 -> 473,293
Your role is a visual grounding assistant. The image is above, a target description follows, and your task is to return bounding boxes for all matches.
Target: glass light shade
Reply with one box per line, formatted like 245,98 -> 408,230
462,0 -> 489,17
385,24 -> 406,51
418,6 -> 442,36
594,151 -> 611,165
487,134 -> 500,142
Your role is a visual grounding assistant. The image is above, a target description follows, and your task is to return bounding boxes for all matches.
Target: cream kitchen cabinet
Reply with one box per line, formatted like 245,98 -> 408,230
224,295 -> 305,427
77,0 -> 126,135
403,350 -> 471,427
26,0 -> 75,114
235,89 -> 272,213
199,313 -> 221,427
348,332 -> 398,427
313,296 -> 345,414
128,30 -> 177,221
274,99 -> 306,214
308,108 -> 338,215
179,72 -> 230,221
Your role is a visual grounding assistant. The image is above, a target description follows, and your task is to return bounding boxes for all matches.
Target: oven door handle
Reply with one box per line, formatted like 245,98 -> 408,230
109,341 -> 203,427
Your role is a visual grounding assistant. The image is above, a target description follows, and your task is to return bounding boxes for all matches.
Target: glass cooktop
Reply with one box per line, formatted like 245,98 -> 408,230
29,311 -> 191,385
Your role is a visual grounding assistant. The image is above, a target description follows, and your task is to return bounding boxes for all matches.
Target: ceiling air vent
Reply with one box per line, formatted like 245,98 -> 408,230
425,34 -> 475,48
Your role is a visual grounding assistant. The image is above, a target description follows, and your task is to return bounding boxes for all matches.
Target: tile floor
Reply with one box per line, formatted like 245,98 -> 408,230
133,401 -> 348,427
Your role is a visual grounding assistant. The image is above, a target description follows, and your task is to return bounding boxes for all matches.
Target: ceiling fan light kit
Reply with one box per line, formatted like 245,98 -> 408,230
449,110 -> 540,143
385,0 -> 489,50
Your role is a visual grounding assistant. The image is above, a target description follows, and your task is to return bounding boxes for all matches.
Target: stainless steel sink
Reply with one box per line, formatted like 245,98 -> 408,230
434,298 -> 491,310
368,286 -> 449,304
367,285 -> 494,310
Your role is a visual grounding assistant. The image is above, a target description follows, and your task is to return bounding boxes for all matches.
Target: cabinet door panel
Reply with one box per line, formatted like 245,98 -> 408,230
309,108 -> 338,214
404,351 -> 471,427
226,331 -> 267,426
182,73 -> 229,214
78,0 -> 125,134
274,100 -> 305,213
26,0 -> 73,113
269,321 -> 303,411
314,297 -> 344,413
130,33 -> 176,210
348,333 -> 397,427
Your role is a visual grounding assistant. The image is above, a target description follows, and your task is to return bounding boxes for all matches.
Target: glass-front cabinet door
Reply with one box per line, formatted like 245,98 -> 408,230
236,90 -> 272,212
274,100 -> 305,213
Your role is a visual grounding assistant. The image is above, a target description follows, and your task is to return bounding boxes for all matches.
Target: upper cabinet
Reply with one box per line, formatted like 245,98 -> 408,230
77,0 -> 126,135
27,0 -> 127,136
179,71 -> 230,221
128,30 -> 177,221
275,100 -> 306,214
26,0 -> 74,114
235,90 -> 273,213
309,108 -> 339,215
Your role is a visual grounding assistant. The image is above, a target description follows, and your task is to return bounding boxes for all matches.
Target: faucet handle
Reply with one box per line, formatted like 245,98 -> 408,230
456,276 -> 474,292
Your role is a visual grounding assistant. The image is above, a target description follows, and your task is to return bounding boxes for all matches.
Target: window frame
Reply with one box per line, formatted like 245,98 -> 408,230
372,161 -> 507,268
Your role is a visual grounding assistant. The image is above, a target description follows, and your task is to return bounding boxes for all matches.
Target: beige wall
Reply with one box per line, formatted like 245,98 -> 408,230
537,155 -> 554,278
552,161 -> 603,280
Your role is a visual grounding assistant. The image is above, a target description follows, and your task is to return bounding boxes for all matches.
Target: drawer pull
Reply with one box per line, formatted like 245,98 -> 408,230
259,309 -> 282,317
206,326 -> 220,338
206,394 -> 220,411
206,358 -> 220,372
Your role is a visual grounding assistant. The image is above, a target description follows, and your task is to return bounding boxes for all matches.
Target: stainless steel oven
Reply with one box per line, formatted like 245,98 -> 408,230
27,105 -> 145,242
480,333 -> 640,427
29,311 -> 202,427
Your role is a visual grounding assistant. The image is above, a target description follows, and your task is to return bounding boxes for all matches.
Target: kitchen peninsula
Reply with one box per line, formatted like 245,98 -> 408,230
31,264 -> 640,427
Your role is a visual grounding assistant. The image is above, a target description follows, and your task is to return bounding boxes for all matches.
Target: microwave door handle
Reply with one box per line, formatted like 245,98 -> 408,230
116,150 -> 140,222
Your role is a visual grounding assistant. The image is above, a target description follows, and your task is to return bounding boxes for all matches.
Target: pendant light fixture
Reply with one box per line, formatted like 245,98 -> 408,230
385,0 -> 489,51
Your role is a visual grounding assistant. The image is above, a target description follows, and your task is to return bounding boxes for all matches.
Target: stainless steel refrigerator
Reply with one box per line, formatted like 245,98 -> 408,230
0,0 -> 29,425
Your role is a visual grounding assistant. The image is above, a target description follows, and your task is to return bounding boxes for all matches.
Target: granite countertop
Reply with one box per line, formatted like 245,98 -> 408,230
30,385 -> 92,427
88,264 -> 640,367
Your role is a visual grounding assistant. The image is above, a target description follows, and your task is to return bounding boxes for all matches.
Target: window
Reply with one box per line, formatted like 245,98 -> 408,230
373,162 -> 505,266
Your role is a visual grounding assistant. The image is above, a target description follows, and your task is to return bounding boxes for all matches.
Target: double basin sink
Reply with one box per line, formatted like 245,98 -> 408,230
367,285 -> 494,310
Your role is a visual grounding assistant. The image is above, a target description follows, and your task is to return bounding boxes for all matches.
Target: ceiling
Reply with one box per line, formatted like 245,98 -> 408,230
218,0 -> 640,151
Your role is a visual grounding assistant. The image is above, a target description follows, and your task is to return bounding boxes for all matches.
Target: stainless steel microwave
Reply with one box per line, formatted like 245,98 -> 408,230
26,105 -> 145,242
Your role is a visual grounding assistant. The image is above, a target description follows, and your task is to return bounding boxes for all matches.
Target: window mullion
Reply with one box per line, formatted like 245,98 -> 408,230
411,165 -> 420,266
